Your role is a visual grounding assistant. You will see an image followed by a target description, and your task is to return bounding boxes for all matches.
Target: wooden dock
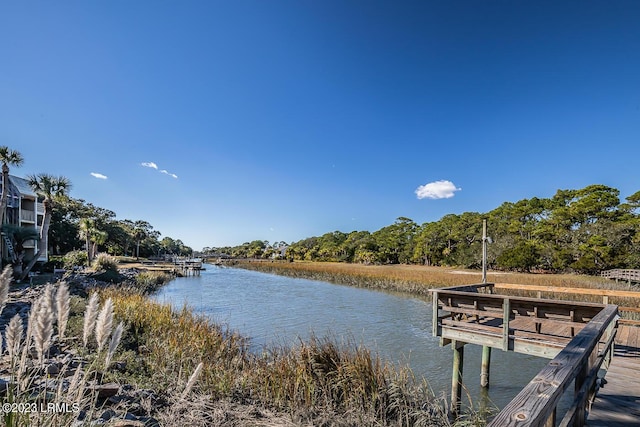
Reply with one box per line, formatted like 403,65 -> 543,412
173,257 -> 205,276
586,323 -> 640,427
430,283 -> 640,427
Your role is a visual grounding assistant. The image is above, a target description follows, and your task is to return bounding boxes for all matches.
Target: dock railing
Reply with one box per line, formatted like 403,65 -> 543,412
431,283 -> 620,426
600,268 -> 640,284
493,283 -> 640,323
487,304 -> 618,427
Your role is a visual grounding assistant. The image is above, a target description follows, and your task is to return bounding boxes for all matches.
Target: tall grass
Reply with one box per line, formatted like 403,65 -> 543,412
134,270 -> 174,293
234,260 -> 634,296
101,288 -> 461,426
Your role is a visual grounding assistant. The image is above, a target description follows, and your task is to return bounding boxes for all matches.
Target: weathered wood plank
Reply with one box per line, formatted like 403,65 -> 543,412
616,324 -> 630,347
587,333 -> 640,427
487,305 -> 619,427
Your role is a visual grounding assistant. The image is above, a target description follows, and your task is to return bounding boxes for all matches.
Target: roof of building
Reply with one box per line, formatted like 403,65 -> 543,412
8,175 -> 37,197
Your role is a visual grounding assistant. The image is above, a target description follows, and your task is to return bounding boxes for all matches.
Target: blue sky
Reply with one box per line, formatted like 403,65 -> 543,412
2,1 -> 639,250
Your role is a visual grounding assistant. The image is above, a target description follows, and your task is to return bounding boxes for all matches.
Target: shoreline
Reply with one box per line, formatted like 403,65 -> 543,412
1,265 -> 465,427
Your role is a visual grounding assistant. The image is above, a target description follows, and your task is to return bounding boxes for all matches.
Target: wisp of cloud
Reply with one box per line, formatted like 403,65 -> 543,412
141,162 -> 158,169
415,180 -> 461,199
141,162 -> 178,179
90,172 -> 108,180
160,170 -> 178,179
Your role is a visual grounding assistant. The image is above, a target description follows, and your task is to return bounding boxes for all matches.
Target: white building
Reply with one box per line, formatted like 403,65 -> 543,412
1,175 -> 47,263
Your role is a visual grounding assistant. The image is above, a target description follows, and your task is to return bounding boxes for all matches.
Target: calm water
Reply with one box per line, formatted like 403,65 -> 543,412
152,265 -> 550,410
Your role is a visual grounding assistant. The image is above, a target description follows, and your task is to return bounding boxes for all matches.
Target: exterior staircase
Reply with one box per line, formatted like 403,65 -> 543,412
1,232 -> 17,263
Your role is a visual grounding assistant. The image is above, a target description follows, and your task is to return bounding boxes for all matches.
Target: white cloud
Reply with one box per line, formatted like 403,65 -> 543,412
160,170 -> 178,179
141,162 -> 158,169
415,180 -> 461,200
90,172 -> 108,180
142,162 -> 178,178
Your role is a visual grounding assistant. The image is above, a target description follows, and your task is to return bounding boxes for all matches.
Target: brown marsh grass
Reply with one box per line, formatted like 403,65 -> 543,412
235,260 -> 630,293
101,288 -> 472,426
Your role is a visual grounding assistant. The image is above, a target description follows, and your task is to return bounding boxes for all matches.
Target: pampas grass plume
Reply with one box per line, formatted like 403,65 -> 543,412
56,282 -> 70,341
20,297 -> 40,377
42,284 -> 56,321
33,291 -> 54,363
83,293 -> 99,348
0,265 -> 11,317
95,298 -> 113,352
5,313 -> 23,360
104,322 -> 124,368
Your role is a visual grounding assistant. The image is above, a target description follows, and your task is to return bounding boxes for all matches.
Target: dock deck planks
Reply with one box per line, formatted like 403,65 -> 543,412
587,324 -> 640,427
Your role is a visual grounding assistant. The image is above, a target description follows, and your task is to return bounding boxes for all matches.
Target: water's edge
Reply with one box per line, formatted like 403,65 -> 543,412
153,264 -> 549,410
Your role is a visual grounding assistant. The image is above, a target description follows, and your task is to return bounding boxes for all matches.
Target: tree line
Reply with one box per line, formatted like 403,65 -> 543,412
209,184 -> 640,274
49,198 -> 193,261
1,146 -> 192,278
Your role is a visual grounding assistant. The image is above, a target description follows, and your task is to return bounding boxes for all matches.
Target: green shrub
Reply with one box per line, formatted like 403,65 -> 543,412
63,250 -> 88,269
43,256 -> 64,272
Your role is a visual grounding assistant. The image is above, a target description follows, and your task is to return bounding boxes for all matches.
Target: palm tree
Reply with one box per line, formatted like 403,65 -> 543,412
79,218 -> 108,264
90,229 -> 108,262
132,220 -> 151,260
79,218 -> 96,265
21,174 -> 72,280
0,146 -> 24,225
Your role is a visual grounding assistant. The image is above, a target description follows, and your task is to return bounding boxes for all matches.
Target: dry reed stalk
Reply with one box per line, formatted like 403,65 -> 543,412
83,293 -> 99,347
104,321 -> 124,368
95,298 -> 113,352
56,281 -> 70,341
181,362 -> 203,400
18,297 -> 39,379
32,290 -> 54,363
0,265 -> 11,316
67,363 -> 85,402
5,313 -> 23,360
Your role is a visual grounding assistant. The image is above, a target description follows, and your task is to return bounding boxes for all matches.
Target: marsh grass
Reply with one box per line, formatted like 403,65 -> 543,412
235,260 -> 639,297
101,288 -> 465,426
134,270 -> 174,293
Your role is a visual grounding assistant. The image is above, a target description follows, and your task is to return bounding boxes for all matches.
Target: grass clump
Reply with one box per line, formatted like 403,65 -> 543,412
92,253 -> 119,272
134,270 -> 173,292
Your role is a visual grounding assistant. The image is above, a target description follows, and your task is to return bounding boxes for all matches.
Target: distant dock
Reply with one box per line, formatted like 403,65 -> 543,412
174,257 -> 204,276
601,269 -> 640,285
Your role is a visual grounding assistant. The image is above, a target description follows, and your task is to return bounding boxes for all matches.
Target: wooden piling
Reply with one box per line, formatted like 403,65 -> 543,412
451,340 -> 465,415
480,345 -> 491,388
